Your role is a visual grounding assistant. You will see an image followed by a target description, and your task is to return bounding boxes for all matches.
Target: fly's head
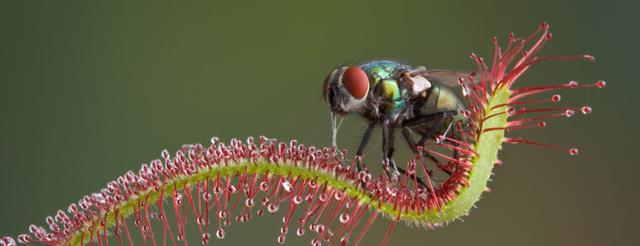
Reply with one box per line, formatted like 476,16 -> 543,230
322,66 -> 370,115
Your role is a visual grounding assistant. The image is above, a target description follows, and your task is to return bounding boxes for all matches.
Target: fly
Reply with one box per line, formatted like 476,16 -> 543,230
322,60 -> 473,186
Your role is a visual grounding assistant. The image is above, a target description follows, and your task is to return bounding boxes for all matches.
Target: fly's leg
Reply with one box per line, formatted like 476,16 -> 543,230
413,129 -> 451,175
402,127 -> 442,170
382,119 -> 400,178
402,110 -> 457,128
403,110 -> 456,150
398,128 -> 430,188
401,127 -> 455,186
355,122 -> 376,172
401,127 -> 418,152
449,122 -> 465,161
402,111 -> 458,176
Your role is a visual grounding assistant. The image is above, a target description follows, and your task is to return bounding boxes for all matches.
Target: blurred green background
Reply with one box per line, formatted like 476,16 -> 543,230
0,0 -> 636,245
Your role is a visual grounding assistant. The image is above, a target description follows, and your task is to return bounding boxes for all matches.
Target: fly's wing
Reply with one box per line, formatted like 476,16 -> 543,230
401,68 -> 476,97
423,70 -> 476,87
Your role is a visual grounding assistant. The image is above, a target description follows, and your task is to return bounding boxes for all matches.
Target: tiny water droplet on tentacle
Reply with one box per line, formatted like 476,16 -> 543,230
569,148 -> 579,156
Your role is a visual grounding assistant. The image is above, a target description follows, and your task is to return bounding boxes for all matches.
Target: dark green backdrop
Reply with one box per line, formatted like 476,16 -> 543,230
1,0 -> 636,245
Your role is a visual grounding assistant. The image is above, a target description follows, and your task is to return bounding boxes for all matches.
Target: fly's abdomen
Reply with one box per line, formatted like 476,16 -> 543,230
435,85 -> 465,112
411,84 -> 466,136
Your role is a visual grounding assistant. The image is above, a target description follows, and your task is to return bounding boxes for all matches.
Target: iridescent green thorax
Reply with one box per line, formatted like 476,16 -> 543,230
360,60 -> 411,82
360,60 -> 412,118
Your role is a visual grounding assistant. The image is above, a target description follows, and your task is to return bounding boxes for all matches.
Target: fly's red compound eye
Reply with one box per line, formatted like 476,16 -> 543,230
341,66 -> 369,99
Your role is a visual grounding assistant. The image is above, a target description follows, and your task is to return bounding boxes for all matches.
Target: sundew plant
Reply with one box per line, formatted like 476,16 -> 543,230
1,23 -> 605,246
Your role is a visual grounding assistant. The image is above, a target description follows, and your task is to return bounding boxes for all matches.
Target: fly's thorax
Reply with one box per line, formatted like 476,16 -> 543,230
360,60 -> 411,83
369,78 -> 409,121
359,61 -> 414,120
372,79 -> 406,103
